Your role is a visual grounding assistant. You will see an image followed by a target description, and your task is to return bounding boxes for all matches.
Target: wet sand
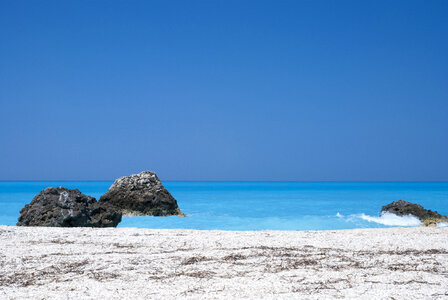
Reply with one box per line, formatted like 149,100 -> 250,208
1,226 -> 447,299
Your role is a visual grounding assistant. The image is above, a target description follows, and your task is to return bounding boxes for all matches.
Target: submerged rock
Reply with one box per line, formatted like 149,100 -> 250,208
99,171 -> 185,216
381,200 -> 448,226
17,187 -> 121,227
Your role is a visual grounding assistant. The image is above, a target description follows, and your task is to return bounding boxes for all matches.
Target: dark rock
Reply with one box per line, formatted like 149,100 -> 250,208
381,200 -> 448,226
17,187 -> 121,227
99,171 -> 185,216
88,202 -> 122,227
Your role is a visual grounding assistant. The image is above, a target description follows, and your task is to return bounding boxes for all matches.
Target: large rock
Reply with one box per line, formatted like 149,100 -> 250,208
99,171 -> 184,216
17,187 -> 122,227
381,200 -> 448,226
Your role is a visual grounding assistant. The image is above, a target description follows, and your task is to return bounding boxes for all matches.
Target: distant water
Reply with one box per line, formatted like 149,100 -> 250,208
1,181 -> 447,231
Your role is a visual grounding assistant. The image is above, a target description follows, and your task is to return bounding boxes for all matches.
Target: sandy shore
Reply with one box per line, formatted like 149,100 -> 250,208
1,226 -> 447,299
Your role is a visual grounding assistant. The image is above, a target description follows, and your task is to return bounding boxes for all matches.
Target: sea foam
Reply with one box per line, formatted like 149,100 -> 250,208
356,212 -> 421,226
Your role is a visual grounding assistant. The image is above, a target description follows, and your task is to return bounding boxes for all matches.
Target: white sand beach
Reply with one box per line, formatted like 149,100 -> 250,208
1,226 -> 447,299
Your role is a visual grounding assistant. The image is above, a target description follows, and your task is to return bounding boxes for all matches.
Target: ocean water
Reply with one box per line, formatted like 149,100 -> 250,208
1,181 -> 447,231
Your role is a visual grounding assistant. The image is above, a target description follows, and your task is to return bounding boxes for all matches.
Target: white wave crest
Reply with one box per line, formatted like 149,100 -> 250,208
437,222 -> 448,228
357,212 -> 421,226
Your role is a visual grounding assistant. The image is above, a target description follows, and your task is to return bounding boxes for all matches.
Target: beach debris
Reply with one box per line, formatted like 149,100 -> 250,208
99,171 -> 185,216
17,187 -> 122,227
381,200 -> 448,226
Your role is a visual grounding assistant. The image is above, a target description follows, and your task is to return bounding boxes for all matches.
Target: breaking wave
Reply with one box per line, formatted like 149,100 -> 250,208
357,212 -> 421,226
337,212 -> 422,227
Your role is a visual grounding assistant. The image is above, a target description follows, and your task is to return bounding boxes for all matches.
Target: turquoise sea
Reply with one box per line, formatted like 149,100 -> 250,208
1,181 -> 447,230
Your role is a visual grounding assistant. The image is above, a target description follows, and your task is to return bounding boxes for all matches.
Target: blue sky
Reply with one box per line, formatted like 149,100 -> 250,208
0,0 -> 447,181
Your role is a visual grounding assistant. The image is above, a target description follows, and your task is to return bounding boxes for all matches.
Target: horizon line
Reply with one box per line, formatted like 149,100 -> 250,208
1,180 -> 447,183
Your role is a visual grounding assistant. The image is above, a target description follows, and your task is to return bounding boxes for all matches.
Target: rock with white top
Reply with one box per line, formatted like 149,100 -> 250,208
99,171 -> 185,216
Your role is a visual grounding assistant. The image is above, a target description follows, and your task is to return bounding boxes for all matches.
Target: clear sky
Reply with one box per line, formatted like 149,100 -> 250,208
0,0 -> 447,181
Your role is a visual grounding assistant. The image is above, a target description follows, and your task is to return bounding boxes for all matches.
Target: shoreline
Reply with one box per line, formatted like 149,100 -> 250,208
1,226 -> 447,299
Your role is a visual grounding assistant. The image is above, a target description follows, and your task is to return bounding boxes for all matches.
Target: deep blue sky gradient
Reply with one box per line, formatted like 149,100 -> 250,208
1,0 -> 447,181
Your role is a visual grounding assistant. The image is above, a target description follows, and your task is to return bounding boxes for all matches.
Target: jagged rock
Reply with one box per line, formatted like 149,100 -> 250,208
88,202 -> 122,227
17,187 -> 121,227
99,171 -> 184,216
381,200 -> 448,226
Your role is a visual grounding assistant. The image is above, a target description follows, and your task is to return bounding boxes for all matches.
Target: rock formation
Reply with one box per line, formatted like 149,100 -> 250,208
16,171 -> 184,227
99,171 -> 185,216
17,187 -> 122,227
381,200 -> 448,226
